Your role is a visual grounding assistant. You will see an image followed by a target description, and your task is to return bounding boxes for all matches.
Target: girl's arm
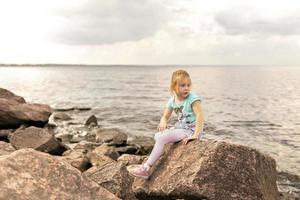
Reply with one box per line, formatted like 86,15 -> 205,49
158,108 -> 173,132
191,101 -> 204,138
183,101 -> 204,144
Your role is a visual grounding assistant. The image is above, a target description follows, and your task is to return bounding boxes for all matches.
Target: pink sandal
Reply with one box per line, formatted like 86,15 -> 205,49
127,165 -> 150,179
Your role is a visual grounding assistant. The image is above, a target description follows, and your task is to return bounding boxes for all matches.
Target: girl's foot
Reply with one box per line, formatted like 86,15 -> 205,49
127,165 -> 150,179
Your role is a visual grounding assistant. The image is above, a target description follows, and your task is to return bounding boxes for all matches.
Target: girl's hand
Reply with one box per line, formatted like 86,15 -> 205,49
157,120 -> 168,132
183,135 -> 200,145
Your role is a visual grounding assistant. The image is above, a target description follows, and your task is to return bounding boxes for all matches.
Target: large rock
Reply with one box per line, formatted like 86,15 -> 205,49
132,140 -> 280,200
0,98 -> 52,129
0,148 -> 120,200
0,88 -> 25,103
9,126 -> 67,155
84,157 -> 137,200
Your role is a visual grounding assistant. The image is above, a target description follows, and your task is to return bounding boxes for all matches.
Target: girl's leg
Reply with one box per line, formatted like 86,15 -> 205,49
145,128 -> 188,167
127,129 -> 189,179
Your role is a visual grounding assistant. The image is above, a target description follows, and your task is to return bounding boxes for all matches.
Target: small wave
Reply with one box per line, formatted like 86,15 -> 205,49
101,95 -> 160,100
279,140 -> 300,149
224,120 -> 281,127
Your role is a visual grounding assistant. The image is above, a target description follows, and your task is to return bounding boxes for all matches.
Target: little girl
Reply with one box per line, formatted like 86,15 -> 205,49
128,69 -> 204,179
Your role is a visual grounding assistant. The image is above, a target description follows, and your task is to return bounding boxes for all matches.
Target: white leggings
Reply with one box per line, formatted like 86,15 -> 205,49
145,128 -> 192,167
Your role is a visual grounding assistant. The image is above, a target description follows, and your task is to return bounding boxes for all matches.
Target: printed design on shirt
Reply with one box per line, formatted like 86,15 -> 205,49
174,106 -> 191,124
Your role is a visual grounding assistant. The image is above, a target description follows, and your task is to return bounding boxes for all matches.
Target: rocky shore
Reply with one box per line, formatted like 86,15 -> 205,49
0,87 -> 299,200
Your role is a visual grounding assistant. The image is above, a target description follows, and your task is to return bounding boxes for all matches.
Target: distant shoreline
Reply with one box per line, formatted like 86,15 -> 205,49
0,64 -> 297,67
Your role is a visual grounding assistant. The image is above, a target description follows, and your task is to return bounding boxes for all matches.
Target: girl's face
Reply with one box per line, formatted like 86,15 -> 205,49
175,77 -> 191,100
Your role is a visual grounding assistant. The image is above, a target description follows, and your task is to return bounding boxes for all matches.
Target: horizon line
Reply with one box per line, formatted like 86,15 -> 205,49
0,63 -> 299,67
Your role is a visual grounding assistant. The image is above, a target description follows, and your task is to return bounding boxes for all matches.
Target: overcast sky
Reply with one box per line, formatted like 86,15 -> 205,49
1,0 -> 300,65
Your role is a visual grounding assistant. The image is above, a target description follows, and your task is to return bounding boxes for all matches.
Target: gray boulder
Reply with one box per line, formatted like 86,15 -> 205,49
132,140 -> 280,200
84,156 -> 137,200
0,148 -> 120,200
0,88 -> 25,103
0,98 -> 52,129
9,126 -> 67,155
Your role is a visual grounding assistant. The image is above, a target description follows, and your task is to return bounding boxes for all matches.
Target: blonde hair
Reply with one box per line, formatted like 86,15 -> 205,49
169,69 -> 191,95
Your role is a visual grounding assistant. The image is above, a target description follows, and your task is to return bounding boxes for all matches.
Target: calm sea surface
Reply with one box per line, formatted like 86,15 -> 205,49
0,65 -> 299,176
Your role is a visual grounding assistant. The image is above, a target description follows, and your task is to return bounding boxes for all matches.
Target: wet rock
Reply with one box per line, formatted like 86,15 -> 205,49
78,130 -> 88,137
52,112 -> 72,121
117,154 -> 146,166
95,128 -> 128,146
0,98 -> 52,129
53,107 -> 91,112
76,107 -> 92,111
86,128 -> 98,141
278,171 -> 300,184
85,115 -> 98,127
84,158 -> 137,200
70,135 -> 86,143
55,132 -> 73,143
53,107 -> 75,112
279,192 -> 299,200
129,136 -> 155,155
0,141 -> 15,156
0,88 -> 25,103
0,148 -> 120,200
87,144 -> 120,164
277,171 -> 300,199
132,140 -> 280,200
9,126 -> 67,155
61,149 -> 92,172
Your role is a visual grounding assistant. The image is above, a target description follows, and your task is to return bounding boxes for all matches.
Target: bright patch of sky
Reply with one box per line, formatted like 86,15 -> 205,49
0,0 -> 299,65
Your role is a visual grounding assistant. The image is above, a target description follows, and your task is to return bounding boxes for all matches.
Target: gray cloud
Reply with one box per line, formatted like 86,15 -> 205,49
53,0 -> 167,45
214,7 -> 300,36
